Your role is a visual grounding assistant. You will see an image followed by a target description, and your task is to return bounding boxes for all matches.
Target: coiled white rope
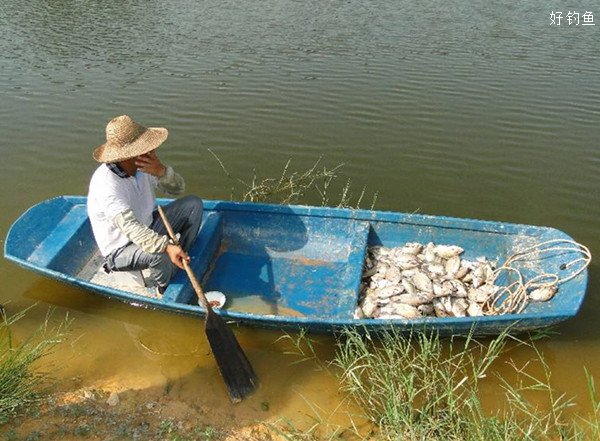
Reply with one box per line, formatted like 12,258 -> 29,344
483,239 -> 591,315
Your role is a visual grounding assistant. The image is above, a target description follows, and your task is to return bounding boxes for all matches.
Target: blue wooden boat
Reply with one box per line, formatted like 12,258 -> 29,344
4,196 -> 589,335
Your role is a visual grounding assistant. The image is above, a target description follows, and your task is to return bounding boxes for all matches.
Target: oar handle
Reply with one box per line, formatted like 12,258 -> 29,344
157,205 -> 212,311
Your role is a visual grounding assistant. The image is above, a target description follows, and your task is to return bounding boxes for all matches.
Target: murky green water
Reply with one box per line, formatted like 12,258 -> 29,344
1,0 -> 599,431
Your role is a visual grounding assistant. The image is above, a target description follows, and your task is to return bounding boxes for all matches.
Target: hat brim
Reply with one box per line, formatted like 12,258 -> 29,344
92,127 -> 168,163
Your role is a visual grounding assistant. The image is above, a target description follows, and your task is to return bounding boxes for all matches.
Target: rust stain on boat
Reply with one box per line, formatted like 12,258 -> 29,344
294,256 -> 328,266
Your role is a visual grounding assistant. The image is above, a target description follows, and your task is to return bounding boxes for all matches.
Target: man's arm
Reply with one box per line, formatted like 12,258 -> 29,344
113,209 -> 189,269
114,209 -> 168,253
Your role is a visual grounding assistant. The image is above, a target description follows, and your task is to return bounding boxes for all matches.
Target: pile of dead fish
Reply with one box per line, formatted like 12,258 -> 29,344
355,242 -> 500,320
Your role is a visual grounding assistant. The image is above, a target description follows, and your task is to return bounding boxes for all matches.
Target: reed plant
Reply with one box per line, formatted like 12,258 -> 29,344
0,307 -> 68,423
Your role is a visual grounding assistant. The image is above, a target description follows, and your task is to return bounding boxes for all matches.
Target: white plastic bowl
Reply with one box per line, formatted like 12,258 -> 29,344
203,291 -> 226,309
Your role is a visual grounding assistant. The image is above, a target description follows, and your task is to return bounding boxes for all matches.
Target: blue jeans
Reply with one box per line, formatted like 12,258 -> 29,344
105,195 -> 203,291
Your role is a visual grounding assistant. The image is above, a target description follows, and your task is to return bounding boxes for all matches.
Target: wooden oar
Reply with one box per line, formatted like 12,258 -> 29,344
157,206 -> 259,403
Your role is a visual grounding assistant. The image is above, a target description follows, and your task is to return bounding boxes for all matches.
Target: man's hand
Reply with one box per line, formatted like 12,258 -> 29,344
135,151 -> 166,177
165,243 -> 190,269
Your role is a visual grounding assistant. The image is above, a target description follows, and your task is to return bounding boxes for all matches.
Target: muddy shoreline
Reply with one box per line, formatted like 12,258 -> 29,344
3,384 -> 287,440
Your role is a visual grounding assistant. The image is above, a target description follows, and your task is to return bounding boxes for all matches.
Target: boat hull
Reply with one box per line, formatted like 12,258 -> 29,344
4,196 -> 588,335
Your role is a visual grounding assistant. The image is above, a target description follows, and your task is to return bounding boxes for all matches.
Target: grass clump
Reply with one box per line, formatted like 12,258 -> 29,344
273,329 -> 600,440
0,307 -> 69,423
209,149 -> 377,209
333,329 -> 509,440
332,329 -> 600,440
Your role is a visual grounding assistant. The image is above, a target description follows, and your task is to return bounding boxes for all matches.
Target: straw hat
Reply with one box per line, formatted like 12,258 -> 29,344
93,115 -> 168,163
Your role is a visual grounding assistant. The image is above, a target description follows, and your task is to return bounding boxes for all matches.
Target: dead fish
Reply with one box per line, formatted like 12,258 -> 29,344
370,278 -> 391,290
485,265 -> 496,284
397,293 -> 431,306
467,301 -> 484,317
454,265 -> 470,280
377,285 -> 403,299
361,298 -> 378,316
445,255 -> 461,275
377,296 -> 393,306
451,298 -> 469,317
468,288 -> 486,303
376,262 -> 391,275
472,266 -> 486,288
529,285 -> 557,302
402,242 -> 423,255
376,304 -> 401,318
462,272 -> 473,284
461,259 -> 476,271
394,303 -> 421,319
449,280 -> 468,297
427,263 -> 446,276
434,245 -> 464,259
478,262 -> 494,283
401,269 -> 417,278
423,243 -> 437,263
433,298 -> 450,317
418,304 -> 435,316
353,306 -> 365,319
364,287 -> 378,299
396,254 -> 420,270
433,297 -> 455,317
481,283 -> 499,297
441,281 -> 455,296
402,278 -> 418,296
440,296 -> 453,313
434,281 -> 453,297
378,247 -> 390,254
468,284 -> 497,303
384,266 -> 402,284
412,271 -> 433,293
432,282 -> 444,297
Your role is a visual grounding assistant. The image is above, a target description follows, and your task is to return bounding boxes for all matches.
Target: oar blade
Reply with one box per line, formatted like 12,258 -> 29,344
156,206 -> 259,402
205,311 -> 259,403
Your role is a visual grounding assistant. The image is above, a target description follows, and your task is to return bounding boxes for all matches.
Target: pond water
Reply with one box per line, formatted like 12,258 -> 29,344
1,0 -> 599,432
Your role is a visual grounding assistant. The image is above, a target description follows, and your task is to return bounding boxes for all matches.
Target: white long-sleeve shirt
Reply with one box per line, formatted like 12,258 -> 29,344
87,163 -> 184,256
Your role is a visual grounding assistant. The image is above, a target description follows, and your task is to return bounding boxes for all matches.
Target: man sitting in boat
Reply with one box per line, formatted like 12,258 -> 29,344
87,115 -> 203,295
